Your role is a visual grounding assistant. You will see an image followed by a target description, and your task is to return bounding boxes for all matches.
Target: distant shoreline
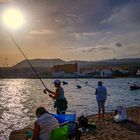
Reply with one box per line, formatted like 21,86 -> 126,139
0,76 -> 139,79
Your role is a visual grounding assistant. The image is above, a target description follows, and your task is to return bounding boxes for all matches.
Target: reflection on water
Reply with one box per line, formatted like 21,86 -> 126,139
0,79 -> 32,139
0,78 -> 140,139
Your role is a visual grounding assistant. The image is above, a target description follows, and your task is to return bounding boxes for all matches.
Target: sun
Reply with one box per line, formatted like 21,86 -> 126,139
2,8 -> 25,30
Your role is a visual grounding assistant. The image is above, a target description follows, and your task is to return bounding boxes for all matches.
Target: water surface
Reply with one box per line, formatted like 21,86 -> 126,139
0,78 -> 140,139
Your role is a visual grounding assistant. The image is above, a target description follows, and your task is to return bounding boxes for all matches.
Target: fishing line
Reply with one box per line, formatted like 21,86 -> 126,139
76,79 -> 111,96
6,31 -> 48,90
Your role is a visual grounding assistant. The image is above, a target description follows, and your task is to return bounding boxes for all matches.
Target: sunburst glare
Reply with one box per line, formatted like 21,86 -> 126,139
2,8 -> 25,30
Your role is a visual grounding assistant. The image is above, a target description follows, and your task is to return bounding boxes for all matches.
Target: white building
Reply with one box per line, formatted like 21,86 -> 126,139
136,69 -> 140,76
100,69 -> 113,77
52,71 -> 75,77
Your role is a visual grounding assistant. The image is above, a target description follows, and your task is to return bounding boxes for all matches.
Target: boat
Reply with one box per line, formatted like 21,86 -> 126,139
62,81 -> 68,85
130,82 -> 140,90
77,85 -> 82,89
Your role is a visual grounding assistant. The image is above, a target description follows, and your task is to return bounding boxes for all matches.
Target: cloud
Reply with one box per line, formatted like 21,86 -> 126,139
72,45 -> 111,53
81,47 -> 97,53
24,34 -> 33,39
0,0 -> 9,3
0,0 -> 18,4
1,0 -> 140,63
1,0 -> 136,33
101,1 -> 140,30
72,32 -> 97,40
117,45 -> 140,59
0,0 -> 6,2
3,0 -> 106,33
29,29 -> 55,35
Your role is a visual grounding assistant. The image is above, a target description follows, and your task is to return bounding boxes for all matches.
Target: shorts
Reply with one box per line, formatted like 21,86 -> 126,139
97,100 -> 106,110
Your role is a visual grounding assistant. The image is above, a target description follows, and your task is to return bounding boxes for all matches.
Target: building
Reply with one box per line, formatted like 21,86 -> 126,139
52,63 -> 78,73
100,69 -> 113,77
136,69 -> 140,76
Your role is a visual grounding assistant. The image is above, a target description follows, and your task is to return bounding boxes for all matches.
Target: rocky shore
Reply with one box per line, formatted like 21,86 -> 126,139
81,106 -> 140,140
9,106 -> 140,140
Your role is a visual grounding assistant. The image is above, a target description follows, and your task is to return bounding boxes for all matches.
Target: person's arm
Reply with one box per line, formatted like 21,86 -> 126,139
31,122 -> 40,140
49,88 -> 59,99
105,87 -> 107,95
95,89 -> 97,95
44,88 -> 55,94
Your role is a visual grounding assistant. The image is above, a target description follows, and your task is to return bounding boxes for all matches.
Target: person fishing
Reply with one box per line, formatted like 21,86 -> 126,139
95,81 -> 107,118
31,107 -> 59,140
44,79 -> 68,114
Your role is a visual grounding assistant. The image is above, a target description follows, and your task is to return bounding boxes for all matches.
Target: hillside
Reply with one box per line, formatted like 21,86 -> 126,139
13,58 -> 66,68
70,58 -> 140,67
1,58 -> 140,78
13,58 -> 140,68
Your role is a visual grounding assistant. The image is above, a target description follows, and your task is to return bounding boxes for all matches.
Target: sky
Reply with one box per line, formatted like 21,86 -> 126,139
0,0 -> 140,66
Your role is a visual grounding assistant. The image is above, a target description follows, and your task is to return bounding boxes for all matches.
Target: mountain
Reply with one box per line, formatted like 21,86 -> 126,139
91,58 -> 140,66
69,58 -> 140,68
13,58 -> 66,68
13,58 -> 140,68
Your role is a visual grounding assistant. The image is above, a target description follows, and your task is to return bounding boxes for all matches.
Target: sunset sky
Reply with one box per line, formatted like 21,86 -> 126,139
0,0 -> 140,66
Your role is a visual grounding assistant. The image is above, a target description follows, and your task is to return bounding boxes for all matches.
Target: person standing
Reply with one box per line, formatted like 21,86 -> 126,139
44,79 -> 68,114
95,81 -> 107,118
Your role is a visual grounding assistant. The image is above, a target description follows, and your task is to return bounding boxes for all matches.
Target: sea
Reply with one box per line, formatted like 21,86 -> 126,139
0,78 -> 140,139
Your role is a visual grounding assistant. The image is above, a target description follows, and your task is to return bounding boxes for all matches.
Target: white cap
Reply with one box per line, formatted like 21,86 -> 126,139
53,79 -> 61,84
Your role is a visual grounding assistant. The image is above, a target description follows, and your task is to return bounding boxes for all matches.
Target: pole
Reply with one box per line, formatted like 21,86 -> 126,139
6,31 -> 48,90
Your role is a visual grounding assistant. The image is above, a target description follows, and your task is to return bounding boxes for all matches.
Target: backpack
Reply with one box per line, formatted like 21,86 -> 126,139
78,115 -> 88,129
114,106 -> 128,122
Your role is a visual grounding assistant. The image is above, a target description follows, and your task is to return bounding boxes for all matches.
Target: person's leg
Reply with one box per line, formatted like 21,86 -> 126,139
57,108 -> 60,115
97,100 -> 101,117
61,110 -> 66,114
57,107 -> 66,115
101,100 -> 106,117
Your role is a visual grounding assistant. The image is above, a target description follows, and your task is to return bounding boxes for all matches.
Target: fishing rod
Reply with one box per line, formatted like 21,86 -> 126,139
7,31 -> 48,90
76,78 -> 111,96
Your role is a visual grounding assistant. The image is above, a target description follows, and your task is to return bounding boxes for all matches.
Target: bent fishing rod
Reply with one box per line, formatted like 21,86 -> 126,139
7,31 -> 48,91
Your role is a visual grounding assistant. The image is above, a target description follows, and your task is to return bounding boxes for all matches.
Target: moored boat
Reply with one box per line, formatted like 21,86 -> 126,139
130,82 -> 140,90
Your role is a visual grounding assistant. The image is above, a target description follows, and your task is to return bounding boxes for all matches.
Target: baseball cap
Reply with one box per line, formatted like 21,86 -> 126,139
53,79 -> 61,84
